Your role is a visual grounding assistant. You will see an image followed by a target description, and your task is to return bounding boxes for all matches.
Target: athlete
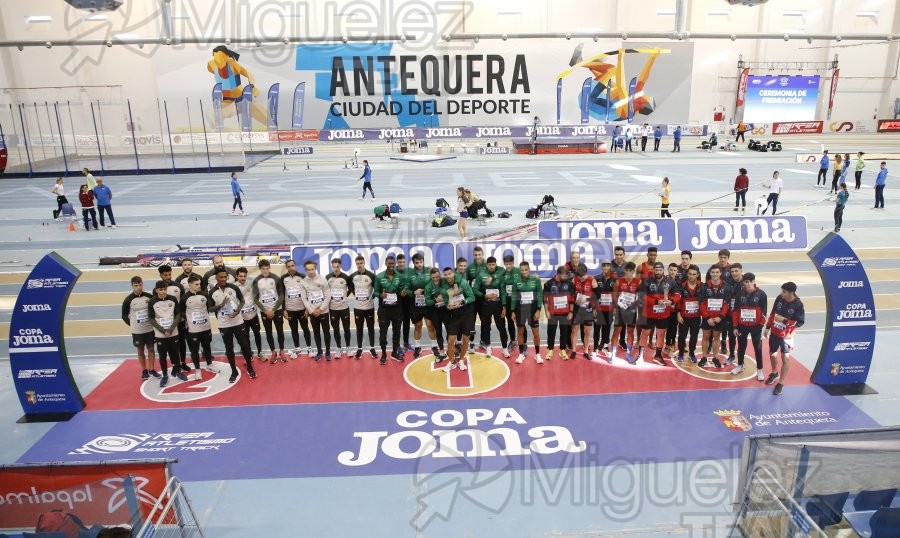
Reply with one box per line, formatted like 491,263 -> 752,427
571,266 -> 598,360
147,280 -> 187,387
731,273 -> 768,380
209,268 -> 257,383
706,249 -> 732,282
374,255 -> 406,364
764,282 -> 804,395
282,259 -> 312,359
638,247 -> 658,282
174,258 -> 200,286
665,263 -> 682,354
724,263 -> 744,362
676,265 -> 703,363
472,255 -> 508,356
300,261 -> 332,361
157,264 -> 188,373
180,275 -> 218,379
122,276 -> 159,380
405,253 -> 434,358
235,267 -> 264,362
610,246 -> 627,278
396,254 -> 415,353
500,255 -> 521,356
640,262 -> 680,365
511,261 -> 544,364
351,256 -> 378,360
441,266 -> 476,370
543,267 -> 574,361
424,267 -> 448,362
466,247 -> 488,352
253,259 -> 286,363
592,260 -> 616,360
202,255 -> 237,291
611,262 -> 641,364
699,266 -> 731,368
326,259 -> 354,359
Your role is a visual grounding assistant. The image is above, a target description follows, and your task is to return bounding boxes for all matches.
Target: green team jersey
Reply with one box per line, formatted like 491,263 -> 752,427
374,270 -> 407,307
404,267 -> 432,308
466,261 -> 487,285
443,278 -> 475,310
510,275 -> 543,310
499,267 -> 522,305
424,279 -> 448,308
473,266 -> 506,301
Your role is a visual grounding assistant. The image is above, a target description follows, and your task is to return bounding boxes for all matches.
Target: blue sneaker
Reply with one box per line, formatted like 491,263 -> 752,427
141,369 -> 149,380
625,352 -> 636,364
405,343 -> 415,352
689,353 -> 698,363
159,375 -> 169,387
325,353 -> 332,362
315,353 -> 323,362
175,372 -> 188,382
676,354 -> 685,363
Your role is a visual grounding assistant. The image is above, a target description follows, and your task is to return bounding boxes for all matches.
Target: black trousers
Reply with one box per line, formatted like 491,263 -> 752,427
653,138 -> 660,151
260,310 -> 285,352
593,310 -> 613,348
378,305 -> 402,352
735,189 -> 747,208
354,309 -> 376,348
546,319 -> 571,349
479,300 -> 508,347
854,170 -> 862,189
330,308 -> 352,348
243,316 -> 262,354
640,136 -> 648,151
762,193 -> 779,215
831,171 -> 841,193
362,183 -> 374,197
736,325 -> 764,369
401,296 -> 412,345
286,309 -> 311,349
308,313 -> 331,353
677,317 -> 701,355
233,194 -> 243,211
666,313 -> 679,345
736,131 -> 745,142
220,325 -> 253,374
429,307 -> 446,349
817,168 -> 828,185
156,335 -> 180,374
186,329 -> 213,368
834,204 -> 845,231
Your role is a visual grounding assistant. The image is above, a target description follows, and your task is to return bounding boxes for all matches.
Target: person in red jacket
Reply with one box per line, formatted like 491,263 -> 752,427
571,266 -> 598,360
78,184 -> 98,231
731,273 -> 768,380
734,167 -> 749,214
639,262 -> 680,365
638,247 -> 658,282
593,260 -> 616,360
611,262 -> 641,363
699,266 -> 731,368
676,265 -> 703,363
764,282 -> 804,395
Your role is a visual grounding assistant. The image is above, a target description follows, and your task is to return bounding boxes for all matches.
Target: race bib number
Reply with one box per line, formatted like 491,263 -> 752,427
652,304 -> 667,314
485,288 -> 500,300
773,320 -> 786,331
506,285 -> 513,296
450,294 -> 465,308
618,292 -> 636,308
740,308 -> 756,323
414,294 -> 427,307
600,293 -> 613,306
520,291 -> 534,305
308,290 -> 326,306
685,300 -> 700,314
552,296 -> 568,311
220,300 -> 236,316
191,311 -> 208,325
286,286 -> 301,300
135,309 -> 149,324
707,298 -> 723,311
159,316 -> 174,330
260,290 -> 276,305
355,288 -> 370,302
241,304 -> 256,315
576,293 -> 591,306
383,293 -> 398,305
331,288 -> 345,302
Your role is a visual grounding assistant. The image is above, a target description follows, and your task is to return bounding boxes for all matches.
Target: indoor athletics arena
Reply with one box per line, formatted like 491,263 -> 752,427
2,0 -> 900,536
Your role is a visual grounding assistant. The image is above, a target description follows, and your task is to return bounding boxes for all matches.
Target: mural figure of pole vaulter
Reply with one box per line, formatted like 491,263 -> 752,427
207,45 -> 269,126
557,44 -> 670,122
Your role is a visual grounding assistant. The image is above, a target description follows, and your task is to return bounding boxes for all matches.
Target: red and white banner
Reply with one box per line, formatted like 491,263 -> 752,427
877,119 -> 900,133
0,461 -> 169,528
271,129 -> 319,142
735,68 -> 750,108
772,121 -> 823,135
828,69 -> 839,118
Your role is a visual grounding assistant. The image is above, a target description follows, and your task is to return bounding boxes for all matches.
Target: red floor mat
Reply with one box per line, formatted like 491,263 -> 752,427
85,347 -> 813,411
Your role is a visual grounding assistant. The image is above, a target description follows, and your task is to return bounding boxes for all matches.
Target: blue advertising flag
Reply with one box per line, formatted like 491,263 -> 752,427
808,233 -> 876,388
9,252 -> 85,420
555,79 -> 563,125
211,83 -> 224,131
628,76 -> 637,123
239,84 -> 253,132
292,82 -> 306,129
267,83 -> 280,132
605,84 -> 611,123
580,78 -> 592,124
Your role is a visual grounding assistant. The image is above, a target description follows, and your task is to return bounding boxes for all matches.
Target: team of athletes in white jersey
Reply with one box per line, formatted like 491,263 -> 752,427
122,247 -> 804,395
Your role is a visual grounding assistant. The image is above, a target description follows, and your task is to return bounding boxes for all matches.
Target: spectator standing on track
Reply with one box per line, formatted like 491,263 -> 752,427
359,160 -> 375,199
735,121 -> 747,143
78,184 -> 98,231
653,126 -> 662,151
658,177 -> 672,218
873,161 -> 888,209
734,168 -> 749,214
833,184 -> 849,233
839,153 -> 851,188
641,124 -> 651,151
50,177 -> 69,220
854,152 -> 865,191
456,186 -> 470,240
93,178 -> 117,228
761,171 -> 782,215
817,150 -> 829,188
830,153 -> 843,194
671,126 -> 681,152
230,172 -> 247,216
82,167 -> 98,191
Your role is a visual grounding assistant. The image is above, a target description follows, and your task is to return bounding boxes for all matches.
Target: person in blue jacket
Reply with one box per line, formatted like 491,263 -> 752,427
92,178 -> 117,228
231,172 -> 247,216
653,126 -> 662,151
874,161 -> 888,209
672,126 -> 681,152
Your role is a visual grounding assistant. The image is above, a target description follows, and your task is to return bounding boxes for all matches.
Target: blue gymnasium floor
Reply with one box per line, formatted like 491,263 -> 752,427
1,132 -> 900,536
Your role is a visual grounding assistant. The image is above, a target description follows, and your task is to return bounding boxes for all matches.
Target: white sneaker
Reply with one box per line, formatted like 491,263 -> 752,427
459,360 -> 468,371
535,354 -> 544,364
205,363 -> 219,373
193,370 -> 202,381
590,351 -> 599,361
110,224 -> 117,229
731,364 -> 745,375
446,361 -> 458,371
502,348 -> 510,358
342,347 -> 348,358
287,349 -> 298,359
231,210 -> 237,215
306,346 -> 314,357
485,345 -> 493,356
241,211 -> 248,216
515,355 -> 525,364
756,370 -> 765,382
